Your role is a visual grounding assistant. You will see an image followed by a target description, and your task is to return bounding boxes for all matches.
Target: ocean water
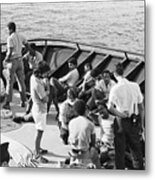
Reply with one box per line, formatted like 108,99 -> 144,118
1,0 -> 144,54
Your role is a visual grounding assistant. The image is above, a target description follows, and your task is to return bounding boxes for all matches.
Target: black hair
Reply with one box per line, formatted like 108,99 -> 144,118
33,61 -> 50,78
7,22 -> 16,32
102,70 -> 111,76
90,68 -> 100,78
115,63 -> 124,76
30,43 -> 36,50
68,57 -> 77,66
85,63 -> 92,70
73,99 -> 86,116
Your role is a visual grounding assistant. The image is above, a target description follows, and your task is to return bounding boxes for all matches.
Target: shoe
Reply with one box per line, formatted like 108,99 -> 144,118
2,103 -> 11,110
39,148 -> 48,155
64,158 -> 70,165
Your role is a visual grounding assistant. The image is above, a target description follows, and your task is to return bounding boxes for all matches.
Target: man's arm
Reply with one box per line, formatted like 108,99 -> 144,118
108,102 -> 128,118
59,72 -> 71,83
4,47 -> 13,62
108,103 -> 129,133
138,102 -> 145,129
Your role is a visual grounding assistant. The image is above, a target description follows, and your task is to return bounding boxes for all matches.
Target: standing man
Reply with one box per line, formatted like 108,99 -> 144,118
2,22 -> 28,109
108,63 -> 145,170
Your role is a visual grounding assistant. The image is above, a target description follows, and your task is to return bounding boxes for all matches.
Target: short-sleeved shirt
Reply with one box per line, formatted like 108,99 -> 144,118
108,77 -> 143,116
30,74 -> 47,113
23,51 -> 43,69
7,32 -> 27,60
68,115 -> 95,151
59,68 -> 79,87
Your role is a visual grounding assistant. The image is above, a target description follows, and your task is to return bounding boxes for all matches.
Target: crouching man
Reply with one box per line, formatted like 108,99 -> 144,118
68,99 -> 101,168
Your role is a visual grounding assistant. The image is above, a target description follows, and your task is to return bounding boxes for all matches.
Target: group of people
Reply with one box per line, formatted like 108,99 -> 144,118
0,22 -> 145,169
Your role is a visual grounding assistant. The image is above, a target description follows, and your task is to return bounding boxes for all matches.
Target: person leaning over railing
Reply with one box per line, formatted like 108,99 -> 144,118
23,42 -> 43,92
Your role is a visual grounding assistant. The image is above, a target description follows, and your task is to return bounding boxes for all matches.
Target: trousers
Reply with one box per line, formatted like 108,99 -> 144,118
3,58 -> 26,103
114,117 -> 144,170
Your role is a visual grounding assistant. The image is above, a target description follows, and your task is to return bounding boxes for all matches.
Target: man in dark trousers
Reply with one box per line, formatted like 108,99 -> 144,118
108,63 -> 145,170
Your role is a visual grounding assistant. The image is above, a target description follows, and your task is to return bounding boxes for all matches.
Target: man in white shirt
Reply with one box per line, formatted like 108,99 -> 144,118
2,22 -> 28,109
108,63 -> 144,170
50,57 -> 79,98
68,99 -> 101,168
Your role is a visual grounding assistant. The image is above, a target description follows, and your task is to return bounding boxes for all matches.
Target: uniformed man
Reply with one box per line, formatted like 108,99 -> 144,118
108,63 -> 145,170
